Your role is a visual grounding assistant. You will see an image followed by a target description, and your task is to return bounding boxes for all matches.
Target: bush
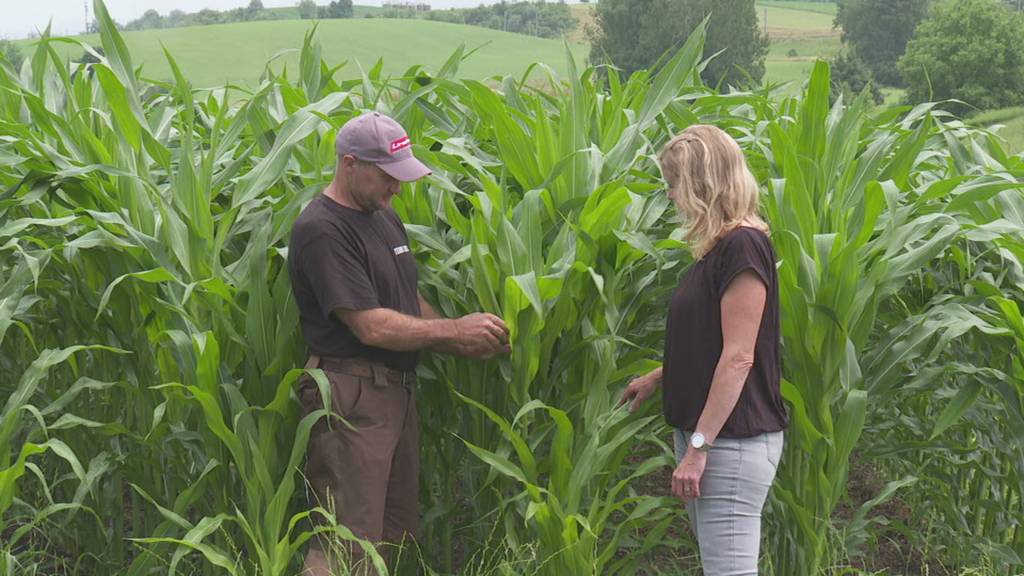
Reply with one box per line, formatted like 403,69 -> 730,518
899,0 -> 1024,112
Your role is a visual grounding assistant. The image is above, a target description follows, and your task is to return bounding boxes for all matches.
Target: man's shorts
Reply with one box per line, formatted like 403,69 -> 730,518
297,356 -> 418,549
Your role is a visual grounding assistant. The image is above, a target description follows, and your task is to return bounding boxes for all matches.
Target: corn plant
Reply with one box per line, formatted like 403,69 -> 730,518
3,2 -> 1024,574
751,62 -> 1024,573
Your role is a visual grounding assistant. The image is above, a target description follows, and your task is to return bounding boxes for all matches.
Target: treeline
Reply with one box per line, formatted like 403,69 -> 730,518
426,1 -> 575,39
125,0 -> 272,31
830,0 -> 1024,112
120,0 -> 567,41
123,0 -> 353,32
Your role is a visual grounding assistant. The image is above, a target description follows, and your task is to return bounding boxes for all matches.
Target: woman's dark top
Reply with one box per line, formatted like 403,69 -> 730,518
662,226 -> 788,438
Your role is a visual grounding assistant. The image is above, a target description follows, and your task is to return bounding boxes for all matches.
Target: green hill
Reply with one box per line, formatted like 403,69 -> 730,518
26,19 -> 587,88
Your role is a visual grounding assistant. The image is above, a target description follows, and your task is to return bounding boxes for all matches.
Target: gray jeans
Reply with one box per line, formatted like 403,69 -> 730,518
674,429 -> 784,576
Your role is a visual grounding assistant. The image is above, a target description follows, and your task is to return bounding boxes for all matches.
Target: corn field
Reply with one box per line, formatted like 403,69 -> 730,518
1,2 -> 1023,574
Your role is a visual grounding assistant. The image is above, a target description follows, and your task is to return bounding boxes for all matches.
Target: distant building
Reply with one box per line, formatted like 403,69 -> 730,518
382,0 -> 431,11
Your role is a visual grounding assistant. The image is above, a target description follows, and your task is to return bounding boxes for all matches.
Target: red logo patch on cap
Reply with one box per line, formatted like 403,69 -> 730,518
389,136 -> 411,154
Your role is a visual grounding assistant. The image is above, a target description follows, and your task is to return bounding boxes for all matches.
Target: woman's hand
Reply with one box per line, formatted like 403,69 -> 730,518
619,369 -> 661,412
672,449 -> 707,500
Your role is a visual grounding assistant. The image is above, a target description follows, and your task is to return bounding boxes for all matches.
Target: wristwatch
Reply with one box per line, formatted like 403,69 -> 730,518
689,432 -> 712,452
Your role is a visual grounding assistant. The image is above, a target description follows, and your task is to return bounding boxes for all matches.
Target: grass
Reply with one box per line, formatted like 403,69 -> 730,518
756,2 -> 838,30
20,18 -> 587,87
766,36 -> 841,60
756,0 -> 838,16
764,60 -> 821,86
972,106 -> 1024,154
879,87 -> 905,107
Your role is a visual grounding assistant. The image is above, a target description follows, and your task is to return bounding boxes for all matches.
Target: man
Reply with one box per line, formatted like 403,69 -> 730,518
288,111 -> 509,575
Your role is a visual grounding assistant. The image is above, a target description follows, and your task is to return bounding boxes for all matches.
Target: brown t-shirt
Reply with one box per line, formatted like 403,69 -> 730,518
288,195 -> 421,371
662,226 -> 788,438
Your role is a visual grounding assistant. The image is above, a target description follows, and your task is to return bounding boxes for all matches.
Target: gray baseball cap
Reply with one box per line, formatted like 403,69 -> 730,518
335,112 -> 432,182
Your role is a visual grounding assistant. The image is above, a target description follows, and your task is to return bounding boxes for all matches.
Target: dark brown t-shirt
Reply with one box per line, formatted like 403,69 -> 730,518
662,226 -> 788,438
288,195 -> 421,371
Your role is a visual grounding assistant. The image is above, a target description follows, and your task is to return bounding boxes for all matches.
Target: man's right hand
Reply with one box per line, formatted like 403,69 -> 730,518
452,312 -> 511,358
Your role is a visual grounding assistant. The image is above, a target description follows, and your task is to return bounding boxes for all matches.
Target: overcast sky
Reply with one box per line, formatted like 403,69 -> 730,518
1,0 -> 497,39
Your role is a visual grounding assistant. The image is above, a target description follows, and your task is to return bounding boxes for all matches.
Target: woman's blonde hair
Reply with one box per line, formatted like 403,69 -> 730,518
658,124 -> 767,259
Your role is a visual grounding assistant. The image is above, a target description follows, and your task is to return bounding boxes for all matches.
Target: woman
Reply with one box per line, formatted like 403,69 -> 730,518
621,124 -> 788,575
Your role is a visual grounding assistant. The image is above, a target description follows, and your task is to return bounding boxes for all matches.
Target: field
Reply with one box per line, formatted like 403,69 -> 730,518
759,0 -> 837,14
21,18 -> 587,87
973,106 -> 1024,155
755,1 -> 841,85
2,3 -> 1024,576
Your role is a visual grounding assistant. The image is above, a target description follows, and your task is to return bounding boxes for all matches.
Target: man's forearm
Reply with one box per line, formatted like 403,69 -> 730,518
417,295 -> 465,353
336,307 -> 456,351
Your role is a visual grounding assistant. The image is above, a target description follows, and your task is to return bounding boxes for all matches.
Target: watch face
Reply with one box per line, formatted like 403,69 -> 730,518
690,433 -> 706,449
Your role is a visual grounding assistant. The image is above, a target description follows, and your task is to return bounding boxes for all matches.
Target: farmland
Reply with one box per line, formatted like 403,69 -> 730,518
19,18 -> 587,87
2,2 -> 1024,576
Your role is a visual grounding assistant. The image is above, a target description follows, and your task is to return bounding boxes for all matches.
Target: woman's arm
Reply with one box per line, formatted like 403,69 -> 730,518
693,270 -> 767,445
673,269 -> 766,499
620,366 -> 663,412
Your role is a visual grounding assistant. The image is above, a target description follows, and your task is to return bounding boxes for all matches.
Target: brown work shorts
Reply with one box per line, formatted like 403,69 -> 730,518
297,356 -> 419,549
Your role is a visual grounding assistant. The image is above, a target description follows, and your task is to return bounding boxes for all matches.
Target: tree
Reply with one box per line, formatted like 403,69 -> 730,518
899,0 -> 1024,112
298,0 -> 319,19
194,8 -> 223,25
167,10 -> 188,27
319,0 -> 354,18
126,9 -> 164,31
241,0 -> 265,20
590,0 -> 767,88
830,50 -> 883,105
835,0 -> 930,87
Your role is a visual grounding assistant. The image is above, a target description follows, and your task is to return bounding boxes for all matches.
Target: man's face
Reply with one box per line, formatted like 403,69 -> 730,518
346,157 -> 401,213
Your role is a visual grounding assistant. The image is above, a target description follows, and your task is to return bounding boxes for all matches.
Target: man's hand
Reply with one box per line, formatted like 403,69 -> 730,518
671,449 -> 707,501
619,370 -> 661,413
452,313 -> 511,358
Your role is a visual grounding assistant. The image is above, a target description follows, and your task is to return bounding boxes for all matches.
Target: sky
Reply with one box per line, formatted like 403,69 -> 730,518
0,0 -> 495,39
